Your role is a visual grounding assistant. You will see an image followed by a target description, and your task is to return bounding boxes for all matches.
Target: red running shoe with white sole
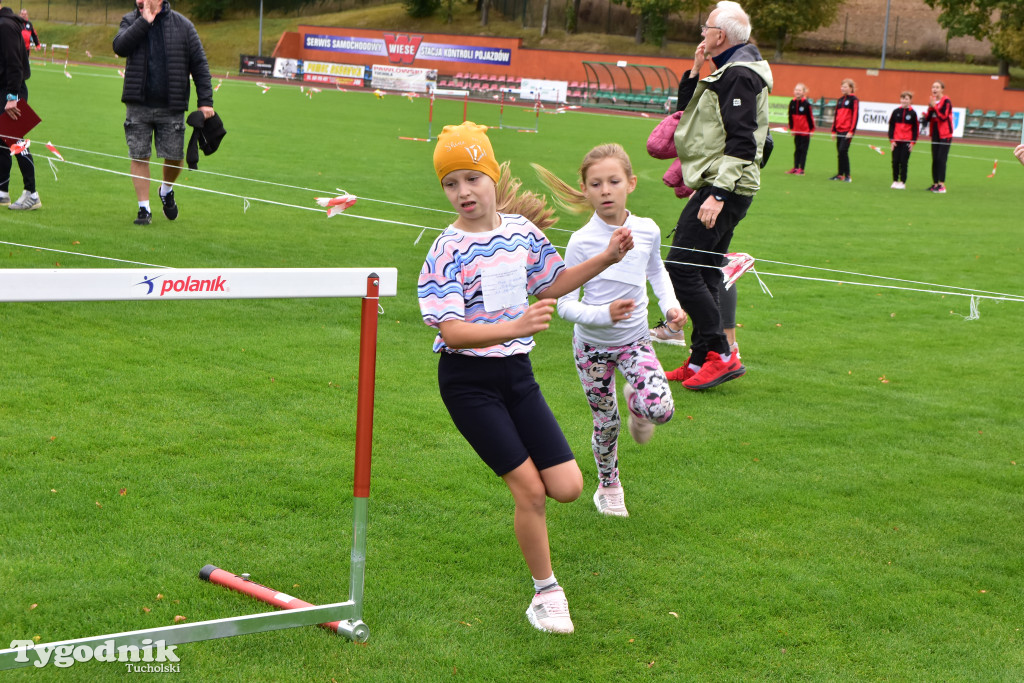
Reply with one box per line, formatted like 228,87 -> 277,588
682,350 -> 746,391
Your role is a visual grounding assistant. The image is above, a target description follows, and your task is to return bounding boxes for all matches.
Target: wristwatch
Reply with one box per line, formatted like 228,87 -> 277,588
6,94 -> 18,102
711,191 -> 726,202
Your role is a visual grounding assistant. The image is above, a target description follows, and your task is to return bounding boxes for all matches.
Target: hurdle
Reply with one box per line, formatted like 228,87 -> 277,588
399,89 -> 469,142
496,91 -> 541,133
49,43 -> 70,65
0,267 -> 397,670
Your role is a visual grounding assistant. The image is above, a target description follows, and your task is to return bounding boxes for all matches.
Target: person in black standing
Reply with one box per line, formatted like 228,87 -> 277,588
921,80 -> 952,193
786,82 -> 814,175
0,0 -> 40,210
887,91 -> 918,190
113,0 -> 214,225
830,78 -> 858,182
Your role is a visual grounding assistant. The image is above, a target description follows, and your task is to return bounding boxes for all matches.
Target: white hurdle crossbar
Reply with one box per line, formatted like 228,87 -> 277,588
0,267 -> 398,670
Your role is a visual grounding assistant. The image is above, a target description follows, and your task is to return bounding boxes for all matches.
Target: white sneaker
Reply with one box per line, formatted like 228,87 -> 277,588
525,586 -> 574,634
622,383 -> 654,444
895,182 -> 906,189
890,181 -> 899,189
8,191 -> 41,211
0,191 -> 9,206
649,320 -> 687,347
593,483 -> 629,517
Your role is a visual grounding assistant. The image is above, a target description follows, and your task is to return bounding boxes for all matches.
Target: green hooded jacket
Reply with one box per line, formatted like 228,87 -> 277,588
673,43 -> 773,198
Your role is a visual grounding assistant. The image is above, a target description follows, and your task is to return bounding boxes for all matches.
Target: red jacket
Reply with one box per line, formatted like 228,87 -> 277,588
888,106 -> 919,143
788,97 -> 815,135
923,96 -> 953,140
832,94 -> 859,135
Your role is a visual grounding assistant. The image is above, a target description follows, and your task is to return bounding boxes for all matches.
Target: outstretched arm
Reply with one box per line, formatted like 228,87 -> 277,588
537,227 -> 633,300
438,299 -> 556,349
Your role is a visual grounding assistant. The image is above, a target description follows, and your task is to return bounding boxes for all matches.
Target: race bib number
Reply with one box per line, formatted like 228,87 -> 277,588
600,249 -> 645,288
482,262 -> 528,311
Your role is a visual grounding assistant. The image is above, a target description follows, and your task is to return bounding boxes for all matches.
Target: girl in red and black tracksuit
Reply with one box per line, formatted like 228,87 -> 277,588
831,78 -> 858,181
922,80 -> 953,192
888,91 -> 918,186
787,83 -> 815,174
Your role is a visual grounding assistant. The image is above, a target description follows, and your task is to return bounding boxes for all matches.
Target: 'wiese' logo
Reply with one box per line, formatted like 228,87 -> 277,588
136,275 -> 227,296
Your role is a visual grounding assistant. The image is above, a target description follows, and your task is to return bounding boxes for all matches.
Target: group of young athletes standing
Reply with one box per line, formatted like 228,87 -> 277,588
787,78 -> 955,193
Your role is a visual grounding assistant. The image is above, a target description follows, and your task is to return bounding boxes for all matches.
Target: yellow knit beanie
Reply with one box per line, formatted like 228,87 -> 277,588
432,121 -> 500,185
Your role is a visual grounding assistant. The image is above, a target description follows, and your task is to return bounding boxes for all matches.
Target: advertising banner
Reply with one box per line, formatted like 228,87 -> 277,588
370,64 -> 437,93
302,60 -> 367,85
304,32 -> 512,67
239,55 -> 274,77
519,78 -> 567,104
858,101 -> 966,138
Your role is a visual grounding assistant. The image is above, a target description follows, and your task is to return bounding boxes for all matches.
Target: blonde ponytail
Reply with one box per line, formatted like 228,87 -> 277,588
495,161 -> 558,230
531,163 -> 591,215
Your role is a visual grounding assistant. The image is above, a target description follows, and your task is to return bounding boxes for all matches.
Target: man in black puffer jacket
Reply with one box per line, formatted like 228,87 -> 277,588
113,0 -> 214,226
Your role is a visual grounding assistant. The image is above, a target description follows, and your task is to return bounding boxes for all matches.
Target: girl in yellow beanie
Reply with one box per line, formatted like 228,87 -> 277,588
418,122 -> 633,634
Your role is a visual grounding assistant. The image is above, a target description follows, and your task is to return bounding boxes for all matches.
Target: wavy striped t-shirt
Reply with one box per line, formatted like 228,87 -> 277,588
418,213 -> 565,357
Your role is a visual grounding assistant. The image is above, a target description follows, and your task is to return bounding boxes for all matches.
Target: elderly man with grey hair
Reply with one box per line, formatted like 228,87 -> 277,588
662,0 -> 772,391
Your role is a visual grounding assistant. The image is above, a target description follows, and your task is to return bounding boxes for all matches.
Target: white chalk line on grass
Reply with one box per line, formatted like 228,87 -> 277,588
0,240 -> 171,269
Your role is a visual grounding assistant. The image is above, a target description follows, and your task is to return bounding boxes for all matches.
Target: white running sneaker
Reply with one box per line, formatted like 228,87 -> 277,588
622,383 -> 654,444
894,182 -> 906,189
890,181 -> 900,189
649,320 -> 687,347
593,483 -> 629,517
525,586 -> 574,634
8,190 -> 40,211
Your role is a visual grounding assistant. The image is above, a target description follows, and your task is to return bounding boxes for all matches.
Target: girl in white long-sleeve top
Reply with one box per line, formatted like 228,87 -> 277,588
535,144 -> 685,518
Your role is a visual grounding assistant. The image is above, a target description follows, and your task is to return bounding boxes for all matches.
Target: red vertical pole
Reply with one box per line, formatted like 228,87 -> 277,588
353,274 -> 380,499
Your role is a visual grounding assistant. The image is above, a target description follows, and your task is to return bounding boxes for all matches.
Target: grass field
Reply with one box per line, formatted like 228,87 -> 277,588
1,62 -> 1023,681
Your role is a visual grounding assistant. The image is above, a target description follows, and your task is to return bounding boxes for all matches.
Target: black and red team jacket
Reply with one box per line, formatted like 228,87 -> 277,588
923,96 -> 953,140
788,98 -> 815,135
888,106 -> 919,143
832,94 -> 859,135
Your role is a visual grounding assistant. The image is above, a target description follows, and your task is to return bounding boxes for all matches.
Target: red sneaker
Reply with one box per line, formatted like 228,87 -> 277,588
682,351 -> 746,391
664,358 -> 695,383
785,168 -> 798,174
795,169 -> 805,175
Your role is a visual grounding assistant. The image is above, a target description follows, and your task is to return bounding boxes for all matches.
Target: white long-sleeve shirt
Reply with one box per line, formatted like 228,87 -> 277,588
556,211 -> 680,347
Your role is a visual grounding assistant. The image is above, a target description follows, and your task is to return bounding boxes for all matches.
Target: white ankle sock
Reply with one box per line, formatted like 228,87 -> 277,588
160,184 -> 173,196
533,574 -> 558,592
139,201 -> 151,211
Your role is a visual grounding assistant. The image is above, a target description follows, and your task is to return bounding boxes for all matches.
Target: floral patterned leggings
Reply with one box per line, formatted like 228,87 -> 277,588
573,336 -> 675,486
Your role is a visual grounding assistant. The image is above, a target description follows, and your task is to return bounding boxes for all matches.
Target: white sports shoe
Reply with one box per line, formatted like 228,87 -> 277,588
526,586 -> 574,634
622,383 -> 654,444
649,320 -> 687,347
890,181 -> 900,189
8,190 -> 40,211
593,483 -> 629,517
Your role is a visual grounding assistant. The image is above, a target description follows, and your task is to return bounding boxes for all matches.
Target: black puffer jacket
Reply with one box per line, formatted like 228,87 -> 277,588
0,7 -> 30,98
113,1 -> 213,112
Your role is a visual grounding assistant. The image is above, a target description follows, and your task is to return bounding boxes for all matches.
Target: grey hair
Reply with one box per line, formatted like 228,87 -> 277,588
715,1 -> 751,44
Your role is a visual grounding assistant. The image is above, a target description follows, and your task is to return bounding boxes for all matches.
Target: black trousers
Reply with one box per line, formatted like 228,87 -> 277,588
0,84 -> 35,194
835,135 -> 852,177
793,134 -> 810,170
891,142 -> 912,182
931,139 -> 951,184
666,185 -> 753,365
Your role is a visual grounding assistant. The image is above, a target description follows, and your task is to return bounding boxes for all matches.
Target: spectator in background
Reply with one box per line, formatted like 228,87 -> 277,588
113,0 -> 214,226
19,9 -> 39,50
921,80 -> 952,193
887,91 -> 918,190
830,78 -> 858,182
0,0 -> 41,210
786,82 -> 814,175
